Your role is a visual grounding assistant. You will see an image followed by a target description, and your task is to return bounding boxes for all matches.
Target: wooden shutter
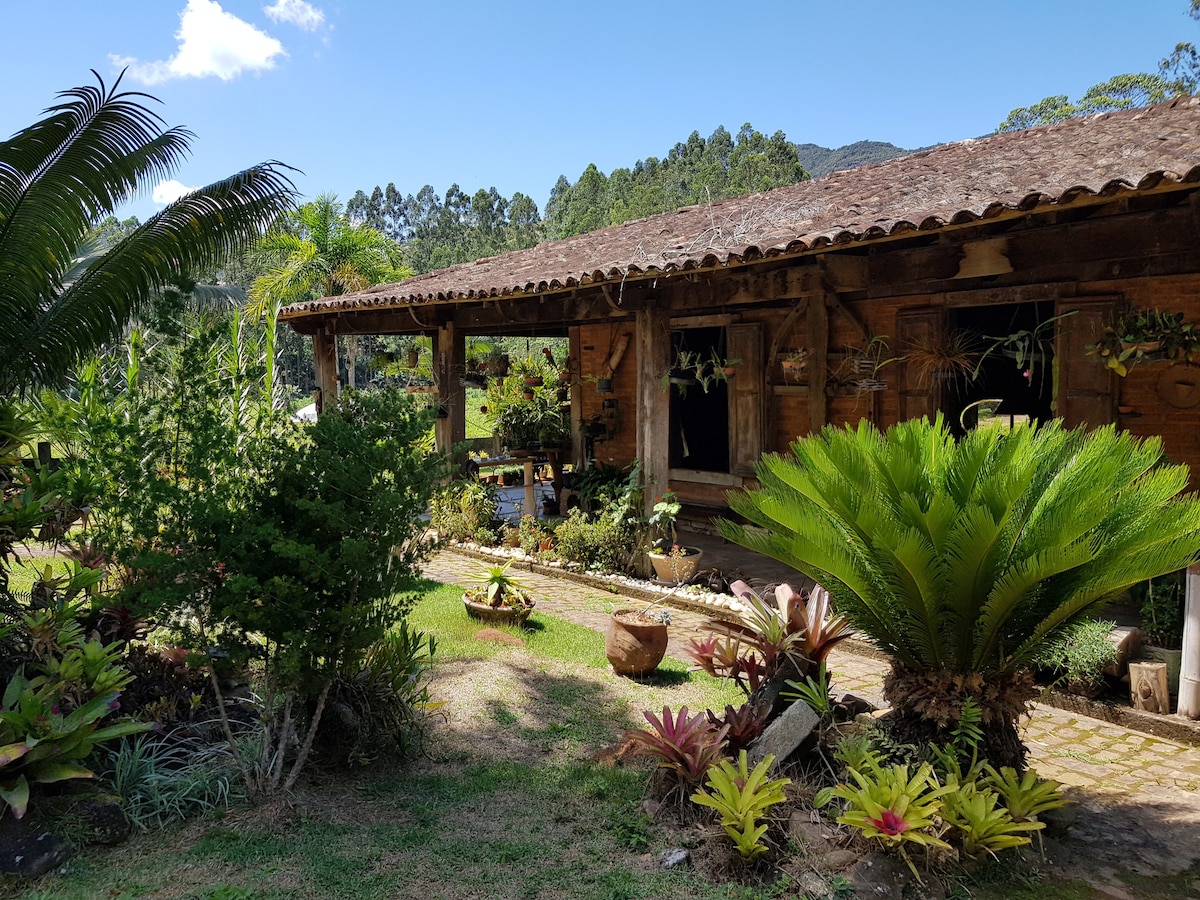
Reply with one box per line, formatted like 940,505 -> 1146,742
1056,297 -> 1118,429
896,307 -> 945,422
727,323 -> 763,475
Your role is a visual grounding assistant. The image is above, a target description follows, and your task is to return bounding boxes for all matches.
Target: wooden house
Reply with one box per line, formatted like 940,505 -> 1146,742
280,96 -> 1200,516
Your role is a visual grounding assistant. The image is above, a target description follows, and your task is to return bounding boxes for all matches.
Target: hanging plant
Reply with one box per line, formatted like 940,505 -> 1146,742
1087,306 -> 1200,376
973,311 -> 1076,391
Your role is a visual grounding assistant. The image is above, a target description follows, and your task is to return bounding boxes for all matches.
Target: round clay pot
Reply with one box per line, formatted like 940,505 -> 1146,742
463,594 -> 533,626
648,548 -> 703,584
606,609 -> 668,676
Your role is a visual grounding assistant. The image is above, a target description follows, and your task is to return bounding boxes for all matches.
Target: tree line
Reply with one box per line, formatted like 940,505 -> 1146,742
346,123 -> 811,275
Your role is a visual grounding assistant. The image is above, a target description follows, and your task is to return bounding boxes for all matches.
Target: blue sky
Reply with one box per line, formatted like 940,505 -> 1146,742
2,1 -> 1194,222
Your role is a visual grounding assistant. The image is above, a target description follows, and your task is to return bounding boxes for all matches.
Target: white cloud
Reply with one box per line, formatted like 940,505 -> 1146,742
152,179 -> 197,205
264,0 -> 325,30
111,0 -> 286,85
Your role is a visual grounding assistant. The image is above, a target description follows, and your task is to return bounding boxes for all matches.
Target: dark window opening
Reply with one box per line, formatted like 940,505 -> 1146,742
947,301 -> 1057,436
669,326 -> 730,472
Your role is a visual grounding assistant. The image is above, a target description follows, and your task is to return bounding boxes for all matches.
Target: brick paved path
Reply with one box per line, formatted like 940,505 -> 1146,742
424,550 -> 1200,796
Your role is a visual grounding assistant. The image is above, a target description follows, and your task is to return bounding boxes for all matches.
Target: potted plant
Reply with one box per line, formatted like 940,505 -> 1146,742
461,559 -> 536,626
606,602 -> 672,676
513,355 -> 547,388
903,329 -> 981,391
846,334 -> 897,393
1087,306 -> 1200,376
974,311 -> 1076,390
645,491 -> 703,583
1135,570 -> 1185,693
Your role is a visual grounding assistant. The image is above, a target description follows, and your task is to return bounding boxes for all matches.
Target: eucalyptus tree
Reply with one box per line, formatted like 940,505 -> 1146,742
720,417 -> 1200,767
247,194 -> 411,393
0,71 -> 296,396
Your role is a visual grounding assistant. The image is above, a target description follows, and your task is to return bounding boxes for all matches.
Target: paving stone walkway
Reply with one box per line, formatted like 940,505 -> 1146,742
424,550 -> 1200,798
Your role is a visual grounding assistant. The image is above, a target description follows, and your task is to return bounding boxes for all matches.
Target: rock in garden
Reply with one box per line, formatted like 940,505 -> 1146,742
70,795 -> 132,845
0,816 -> 71,877
817,849 -> 860,871
748,698 -> 819,770
658,848 -> 690,869
845,853 -> 909,899
788,810 -> 835,846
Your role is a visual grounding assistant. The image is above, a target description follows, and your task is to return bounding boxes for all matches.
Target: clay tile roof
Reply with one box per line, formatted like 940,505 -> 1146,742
281,96 -> 1200,321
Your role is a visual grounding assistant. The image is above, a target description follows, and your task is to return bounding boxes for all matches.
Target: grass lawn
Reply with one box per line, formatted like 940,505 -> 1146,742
2,582 -> 1188,900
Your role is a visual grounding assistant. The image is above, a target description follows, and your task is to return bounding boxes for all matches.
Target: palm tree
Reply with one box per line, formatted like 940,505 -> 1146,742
248,194 -> 412,393
0,71 -> 296,396
719,417 -> 1200,767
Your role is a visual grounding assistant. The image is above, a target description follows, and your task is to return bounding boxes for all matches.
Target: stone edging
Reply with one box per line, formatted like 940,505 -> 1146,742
437,543 -> 1200,748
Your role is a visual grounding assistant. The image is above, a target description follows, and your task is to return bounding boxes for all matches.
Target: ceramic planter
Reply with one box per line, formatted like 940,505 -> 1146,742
648,548 -> 703,584
463,594 -> 533,626
606,609 -> 668,676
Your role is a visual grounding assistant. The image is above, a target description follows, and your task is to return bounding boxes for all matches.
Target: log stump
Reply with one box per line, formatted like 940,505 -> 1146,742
1130,661 -> 1171,714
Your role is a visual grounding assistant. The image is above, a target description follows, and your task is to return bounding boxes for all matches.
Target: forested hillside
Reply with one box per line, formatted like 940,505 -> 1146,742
795,140 -> 916,178
347,124 -> 916,275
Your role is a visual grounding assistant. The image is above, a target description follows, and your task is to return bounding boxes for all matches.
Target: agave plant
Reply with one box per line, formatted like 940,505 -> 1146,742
720,417 -> 1200,767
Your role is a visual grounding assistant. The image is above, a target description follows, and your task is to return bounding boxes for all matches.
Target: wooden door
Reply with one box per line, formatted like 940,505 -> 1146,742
896,307 -> 945,422
1056,297 -> 1118,429
727,323 -> 764,475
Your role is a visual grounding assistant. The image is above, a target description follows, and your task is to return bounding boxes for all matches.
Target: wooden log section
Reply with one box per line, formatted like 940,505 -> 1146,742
1130,661 -> 1171,715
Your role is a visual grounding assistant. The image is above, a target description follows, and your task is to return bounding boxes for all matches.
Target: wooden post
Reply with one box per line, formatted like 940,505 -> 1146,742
635,306 -> 670,516
807,293 -> 828,431
1179,563 -> 1200,719
1130,661 -> 1171,715
312,325 -> 339,414
568,325 -> 585,471
432,322 -> 466,458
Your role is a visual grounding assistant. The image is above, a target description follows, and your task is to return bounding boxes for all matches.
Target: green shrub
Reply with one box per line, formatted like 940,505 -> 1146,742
553,508 -> 632,572
1036,619 -> 1118,694
430,479 -> 498,542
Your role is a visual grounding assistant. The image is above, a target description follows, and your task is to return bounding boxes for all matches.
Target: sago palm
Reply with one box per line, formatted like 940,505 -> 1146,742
247,194 -> 411,392
0,71 -> 296,395
719,417 -> 1200,766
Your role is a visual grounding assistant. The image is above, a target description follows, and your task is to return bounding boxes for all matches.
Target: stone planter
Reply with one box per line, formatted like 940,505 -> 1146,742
648,548 -> 703,584
462,594 -> 533,627
606,609 -> 668,676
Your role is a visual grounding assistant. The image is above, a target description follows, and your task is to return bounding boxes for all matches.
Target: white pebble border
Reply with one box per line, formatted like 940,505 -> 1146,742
440,537 -> 753,622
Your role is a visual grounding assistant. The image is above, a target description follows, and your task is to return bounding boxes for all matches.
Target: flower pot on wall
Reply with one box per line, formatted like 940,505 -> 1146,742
596,377 -> 613,394
606,609 -> 669,676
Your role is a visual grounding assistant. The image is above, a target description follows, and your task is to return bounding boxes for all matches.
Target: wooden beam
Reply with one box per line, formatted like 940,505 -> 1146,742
635,306 -> 671,516
312,326 -> 339,413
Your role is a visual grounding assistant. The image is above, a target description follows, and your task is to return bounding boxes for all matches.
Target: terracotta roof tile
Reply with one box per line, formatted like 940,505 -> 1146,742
281,96 -> 1200,320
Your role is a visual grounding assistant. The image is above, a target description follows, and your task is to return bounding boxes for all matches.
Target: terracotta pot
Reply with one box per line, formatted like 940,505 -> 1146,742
648,548 -> 703,584
524,376 -> 543,387
606,609 -> 668,676
463,594 -> 533,626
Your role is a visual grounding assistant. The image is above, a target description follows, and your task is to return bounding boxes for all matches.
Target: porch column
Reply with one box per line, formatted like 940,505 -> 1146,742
313,324 -> 339,413
1179,563 -> 1200,719
432,321 -> 466,456
635,306 -> 670,516
568,326 -> 585,471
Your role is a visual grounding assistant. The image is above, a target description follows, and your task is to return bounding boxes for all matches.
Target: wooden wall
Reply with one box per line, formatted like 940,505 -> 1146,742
573,193 -> 1200,493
